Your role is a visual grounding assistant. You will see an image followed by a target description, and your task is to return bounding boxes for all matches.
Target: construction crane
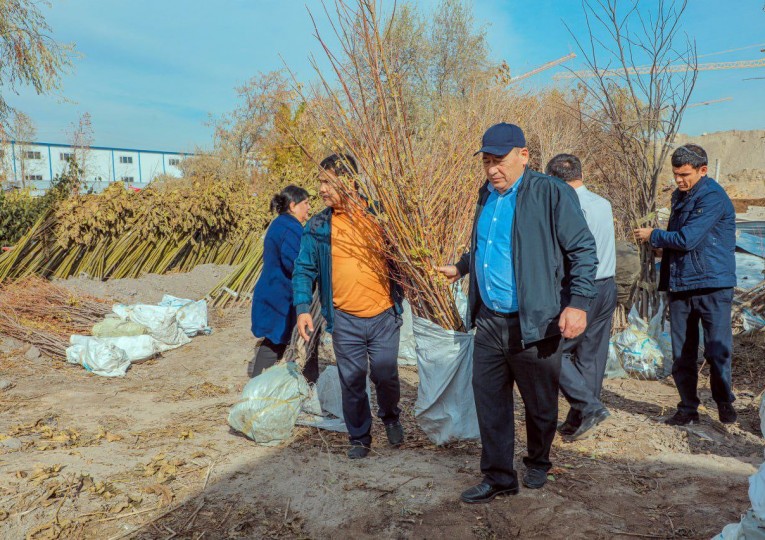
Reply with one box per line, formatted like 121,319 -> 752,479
508,52 -> 577,84
688,97 -> 733,108
553,57 -> 765,80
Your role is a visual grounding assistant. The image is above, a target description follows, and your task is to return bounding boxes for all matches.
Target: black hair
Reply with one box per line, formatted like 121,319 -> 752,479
319,153 -> 358,178
671,144 -> 708,169
270,185 -> 309,215
545,153 -> 583,182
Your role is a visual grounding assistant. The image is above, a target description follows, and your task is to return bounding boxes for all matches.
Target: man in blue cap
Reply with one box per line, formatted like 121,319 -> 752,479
438,123 -> 598,503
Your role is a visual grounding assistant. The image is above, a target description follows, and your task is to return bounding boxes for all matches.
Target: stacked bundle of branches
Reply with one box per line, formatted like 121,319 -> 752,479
296,0 -> 514,331
207,240 -> 265,308
0,276 -> 111,358
0,178 -> 272,283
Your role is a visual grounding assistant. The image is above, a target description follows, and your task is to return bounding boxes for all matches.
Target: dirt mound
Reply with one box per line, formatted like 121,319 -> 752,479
680,130 -> 765,172
56,263 -> 235,304
732,197 -> 765,213
725,169 -> 765,200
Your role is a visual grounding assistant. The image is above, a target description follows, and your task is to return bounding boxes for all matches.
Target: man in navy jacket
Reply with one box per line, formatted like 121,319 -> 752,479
438,123 -> 598,503
635,144 -> 737,426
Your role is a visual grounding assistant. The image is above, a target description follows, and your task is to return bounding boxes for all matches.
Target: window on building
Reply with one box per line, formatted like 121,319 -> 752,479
121,176 -> 134,183
168,158 -> 181,166
119,156 -> 133,164
24,174 -> 43,181
60,152 -> 74,161
24,151 -> 42,160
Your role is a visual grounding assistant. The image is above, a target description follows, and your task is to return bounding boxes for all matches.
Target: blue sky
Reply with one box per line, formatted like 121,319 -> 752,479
7,0 -> 765,151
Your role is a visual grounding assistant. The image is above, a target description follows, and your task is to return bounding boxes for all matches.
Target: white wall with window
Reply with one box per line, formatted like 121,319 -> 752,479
0,141 -> 189,194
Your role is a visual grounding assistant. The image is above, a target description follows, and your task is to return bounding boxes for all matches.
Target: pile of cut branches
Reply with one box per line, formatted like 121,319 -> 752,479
207,241 -> 265,308
0,179 -> 271,283
0,276 -> 111,358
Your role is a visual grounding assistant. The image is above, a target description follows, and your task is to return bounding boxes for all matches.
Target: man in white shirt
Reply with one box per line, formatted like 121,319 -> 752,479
546,154 -> 617,440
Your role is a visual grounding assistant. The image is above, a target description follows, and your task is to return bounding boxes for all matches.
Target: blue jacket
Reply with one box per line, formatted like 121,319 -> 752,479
251,214 -> 304,344
651,176 -> 736,293
455,168 -> 598,346
292,207 -> 404,334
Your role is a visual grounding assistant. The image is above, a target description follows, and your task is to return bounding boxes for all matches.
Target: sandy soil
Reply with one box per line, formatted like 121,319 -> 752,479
56,264 -> 235,305
1,288 -> 763,540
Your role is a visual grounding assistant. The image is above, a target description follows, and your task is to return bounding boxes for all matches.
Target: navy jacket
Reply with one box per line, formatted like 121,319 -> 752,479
292,206 -> 404,334
251,214 -> 304,344
651,176 -> 736,293
455,167 -> 598,346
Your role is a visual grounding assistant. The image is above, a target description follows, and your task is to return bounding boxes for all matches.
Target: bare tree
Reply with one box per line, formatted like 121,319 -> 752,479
566,0 -> 698,316
6,111 -> 36,188
0,0 -> 75,130
0,125 -> 10,185
66,112 -> 94,191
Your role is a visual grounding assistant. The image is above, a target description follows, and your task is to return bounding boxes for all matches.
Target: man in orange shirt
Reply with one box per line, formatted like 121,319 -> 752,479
293,154 -> 405,459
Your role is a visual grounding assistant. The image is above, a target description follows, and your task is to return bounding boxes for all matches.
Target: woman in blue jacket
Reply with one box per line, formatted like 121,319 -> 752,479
249,185 -> 311,378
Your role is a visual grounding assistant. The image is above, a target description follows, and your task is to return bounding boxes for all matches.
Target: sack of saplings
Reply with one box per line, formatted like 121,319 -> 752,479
228,363 -> 310,446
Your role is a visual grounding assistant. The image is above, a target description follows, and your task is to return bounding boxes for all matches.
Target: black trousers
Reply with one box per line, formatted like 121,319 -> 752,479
559,277 -> 617,422
332,308 -> 402,446
669,287 -> 735,414
248,335 -> 320,384
473,305 -> 563,487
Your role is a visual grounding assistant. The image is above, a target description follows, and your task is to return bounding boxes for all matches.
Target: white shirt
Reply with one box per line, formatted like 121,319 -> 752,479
575,185 -> 616,280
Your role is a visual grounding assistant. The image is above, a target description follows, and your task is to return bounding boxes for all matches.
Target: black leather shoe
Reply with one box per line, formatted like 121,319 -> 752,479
557,421 -> 578,436
569,408 -> 611,441
347,443 -> 370,459
460,482 -> 519,503
385,421 -> 404,446
522,468 -> 548,489
718,403 -> 737,424
557,409 -> 581,436
665,410 -> 700,426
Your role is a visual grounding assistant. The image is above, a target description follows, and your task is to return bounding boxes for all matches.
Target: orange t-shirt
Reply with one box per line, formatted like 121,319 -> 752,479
331,209 -> 393,317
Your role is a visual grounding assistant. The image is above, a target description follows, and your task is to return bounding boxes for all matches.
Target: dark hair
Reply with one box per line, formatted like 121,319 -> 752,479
545,153 -> 582,182
671,144 -> 708,169
319,153 -> 358,177
270,185 -> 309,215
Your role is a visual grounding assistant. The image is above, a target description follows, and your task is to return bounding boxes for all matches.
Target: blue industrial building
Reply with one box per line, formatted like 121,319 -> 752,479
0,141 -> 191,194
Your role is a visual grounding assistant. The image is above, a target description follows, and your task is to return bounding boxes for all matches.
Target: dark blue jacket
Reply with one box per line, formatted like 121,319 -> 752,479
651,176 -> 736,293
251,214 -> 304,344
455,168 -> 598,346
292,207 -> 404,334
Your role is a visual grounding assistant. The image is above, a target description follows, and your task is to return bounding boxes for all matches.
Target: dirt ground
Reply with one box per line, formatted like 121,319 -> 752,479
1,273 -> 764,539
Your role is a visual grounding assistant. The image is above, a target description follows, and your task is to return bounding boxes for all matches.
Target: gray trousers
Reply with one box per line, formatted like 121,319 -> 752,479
559,277 -> 617,422
332,307 -> 402,446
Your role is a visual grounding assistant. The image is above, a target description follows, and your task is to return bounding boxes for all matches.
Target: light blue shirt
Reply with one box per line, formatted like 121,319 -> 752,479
475,176 -> 523,313
574,186 -> 616,280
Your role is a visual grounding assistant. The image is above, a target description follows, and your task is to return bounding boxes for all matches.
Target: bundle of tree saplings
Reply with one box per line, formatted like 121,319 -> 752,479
0,178 -> 272,283
207,240 -> 265,308
301,0 -> 511,331
0,276 -> 111,359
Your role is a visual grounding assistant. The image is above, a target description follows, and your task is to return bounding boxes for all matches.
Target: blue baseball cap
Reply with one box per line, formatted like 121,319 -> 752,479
474,123 -> 526,156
